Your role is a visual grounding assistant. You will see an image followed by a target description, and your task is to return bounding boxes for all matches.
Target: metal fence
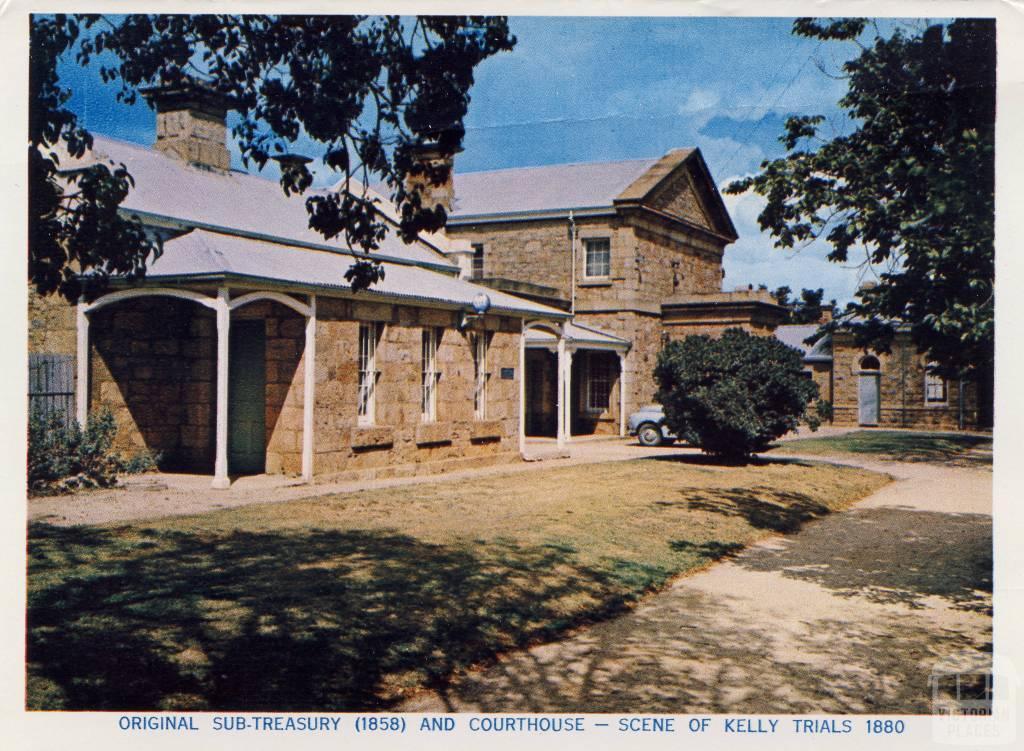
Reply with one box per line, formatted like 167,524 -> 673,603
29,354 -> 75,427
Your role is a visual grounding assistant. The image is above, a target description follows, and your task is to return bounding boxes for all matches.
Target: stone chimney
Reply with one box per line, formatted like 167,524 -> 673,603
406,141 -> 459,215
141,81 -> 233,171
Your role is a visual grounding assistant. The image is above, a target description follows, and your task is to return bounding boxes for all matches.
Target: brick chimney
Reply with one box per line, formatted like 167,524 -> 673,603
141,81 -> 233,171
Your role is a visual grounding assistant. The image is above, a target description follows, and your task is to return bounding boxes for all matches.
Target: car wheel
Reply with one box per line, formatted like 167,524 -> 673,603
637,422 -> 663,447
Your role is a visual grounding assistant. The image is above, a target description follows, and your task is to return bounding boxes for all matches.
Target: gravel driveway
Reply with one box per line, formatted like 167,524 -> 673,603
400,456 -> 992,714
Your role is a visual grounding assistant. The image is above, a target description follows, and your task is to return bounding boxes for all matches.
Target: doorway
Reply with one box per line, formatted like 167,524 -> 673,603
858,356 -> 881,426
229,319 -> 266,474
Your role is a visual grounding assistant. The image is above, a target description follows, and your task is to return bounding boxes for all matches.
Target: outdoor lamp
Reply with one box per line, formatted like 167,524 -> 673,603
460,293 -> 491,329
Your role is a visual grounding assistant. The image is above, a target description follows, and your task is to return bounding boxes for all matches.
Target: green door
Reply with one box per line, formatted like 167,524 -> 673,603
228,320 -> 266,474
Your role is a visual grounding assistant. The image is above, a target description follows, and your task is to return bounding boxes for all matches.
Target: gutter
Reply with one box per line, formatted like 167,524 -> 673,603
447,206 -> 617,226
448,203 -> 735,245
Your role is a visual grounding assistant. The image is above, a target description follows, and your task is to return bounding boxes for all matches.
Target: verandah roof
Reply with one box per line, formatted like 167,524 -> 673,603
135,228 -> 570,319
525,320 -> 630,350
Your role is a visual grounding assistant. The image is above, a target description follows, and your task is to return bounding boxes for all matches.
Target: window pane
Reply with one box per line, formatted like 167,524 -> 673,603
358,323 -> 377,423
925,372 -> 947,402
474,332 -> 487,419
585,238 -> 610,277
471,243 -> 484,279
586,354 -> 612,411
422,328 -> 437,421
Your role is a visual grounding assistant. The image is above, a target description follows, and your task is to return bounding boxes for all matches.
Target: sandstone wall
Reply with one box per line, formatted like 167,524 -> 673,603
807,361 -> 833,406
447,213 -> 723,310
90,298 -> 216,469
312,298 -> 522,479
831,333 -> 978,429
28,286 -> 77,355
80,292 -> 525,479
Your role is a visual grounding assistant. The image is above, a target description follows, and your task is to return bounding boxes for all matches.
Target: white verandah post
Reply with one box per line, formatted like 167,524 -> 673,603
618,351 -> 628,437
518,320 -> 526,456
75,303 -> 89,427
556,337 -> 565,448
557,340 -> 573,448
301,294 -> 317,483
212,287 -> 231,490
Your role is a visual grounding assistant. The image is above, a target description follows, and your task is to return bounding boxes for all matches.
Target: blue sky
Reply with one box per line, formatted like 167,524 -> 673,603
62,16 -> 899,304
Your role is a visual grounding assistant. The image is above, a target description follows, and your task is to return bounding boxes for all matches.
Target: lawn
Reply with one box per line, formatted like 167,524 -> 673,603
774,430 -> 992,466
27,457 -> 888,711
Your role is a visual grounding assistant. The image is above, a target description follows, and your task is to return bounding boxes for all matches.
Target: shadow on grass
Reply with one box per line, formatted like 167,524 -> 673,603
668,540 -> 745,560
654,486 -> 832,533
735,506 -> 992,614
642,453 -> 815,469
27,525 -> 659,712
771,431 -> 992,466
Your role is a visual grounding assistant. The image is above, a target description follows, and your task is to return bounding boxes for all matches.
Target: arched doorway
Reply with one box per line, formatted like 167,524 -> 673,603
858,355 -> 881,426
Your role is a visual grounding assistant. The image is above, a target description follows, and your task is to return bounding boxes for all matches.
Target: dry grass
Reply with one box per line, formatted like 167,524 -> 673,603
28,456 -> 888,711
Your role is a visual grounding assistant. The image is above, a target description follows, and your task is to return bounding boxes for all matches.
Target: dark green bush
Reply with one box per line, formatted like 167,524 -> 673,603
28,408 -> 158,496
653,328 -> 820,459
816,398 -> 834,423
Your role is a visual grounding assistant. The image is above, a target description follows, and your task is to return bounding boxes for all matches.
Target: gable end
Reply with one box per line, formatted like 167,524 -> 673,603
614,148 -> 738,242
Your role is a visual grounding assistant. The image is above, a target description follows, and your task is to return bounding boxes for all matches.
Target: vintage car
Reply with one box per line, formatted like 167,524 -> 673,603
626,405 -> 677,446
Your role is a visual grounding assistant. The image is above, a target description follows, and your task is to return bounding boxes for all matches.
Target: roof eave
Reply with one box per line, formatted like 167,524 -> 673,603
614,202 -> 737,244
102,271 -> 571,320
447,206 -> 616,226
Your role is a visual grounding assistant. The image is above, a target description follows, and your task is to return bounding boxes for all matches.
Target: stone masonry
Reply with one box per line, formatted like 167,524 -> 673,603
34,284 -> 526,479
831,331 -> 978,429
89,298 -> 216,470
312,298 -> 521,478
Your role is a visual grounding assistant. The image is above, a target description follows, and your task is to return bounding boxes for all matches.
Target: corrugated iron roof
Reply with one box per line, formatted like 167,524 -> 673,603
143,229 -> 569,318
83,136 -> 456,269
774,324 -> 832,362
451,158 -> 659,218
525,321 -> 629,349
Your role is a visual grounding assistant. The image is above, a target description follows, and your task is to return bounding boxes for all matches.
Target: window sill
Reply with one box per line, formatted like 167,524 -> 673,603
350,425 -> 394,450
416,421 -> 453,446
579,278 -> 613,287
470,419 -> 503,441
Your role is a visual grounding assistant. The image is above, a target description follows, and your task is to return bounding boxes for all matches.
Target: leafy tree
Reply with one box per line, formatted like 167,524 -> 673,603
772,286 -> 837,324
727,19 -> 995,381
30,16 -> 157,302
654,328 -> 821,459
30,14 -> 515,302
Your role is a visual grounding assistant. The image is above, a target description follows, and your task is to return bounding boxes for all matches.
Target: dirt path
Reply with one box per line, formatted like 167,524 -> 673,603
400,457 -> 992,713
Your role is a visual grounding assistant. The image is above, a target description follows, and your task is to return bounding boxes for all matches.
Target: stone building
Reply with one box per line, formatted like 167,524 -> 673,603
30,85 -> 987,492
445,151 -> 788,437
773,322 -> 985,430
442,152 -> 986,435
28,85 -> 573,489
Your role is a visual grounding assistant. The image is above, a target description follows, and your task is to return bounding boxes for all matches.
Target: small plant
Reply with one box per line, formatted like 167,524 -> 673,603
654,328 -> 820,459
816,398 -> 834,423
28,408 -> 158,496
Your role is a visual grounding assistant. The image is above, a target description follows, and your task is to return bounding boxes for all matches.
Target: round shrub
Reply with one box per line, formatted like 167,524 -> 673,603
653,328 -> 821,459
